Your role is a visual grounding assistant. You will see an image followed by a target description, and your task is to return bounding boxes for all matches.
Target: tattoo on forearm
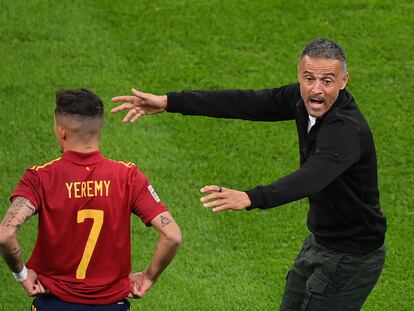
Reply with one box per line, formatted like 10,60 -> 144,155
0,197 -> 36,232
1,246 -> 23,272
160,215 -> 172,227
0,197 -> 34,272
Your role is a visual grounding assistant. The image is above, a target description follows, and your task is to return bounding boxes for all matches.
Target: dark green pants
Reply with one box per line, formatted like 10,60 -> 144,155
280,234 -> 385,311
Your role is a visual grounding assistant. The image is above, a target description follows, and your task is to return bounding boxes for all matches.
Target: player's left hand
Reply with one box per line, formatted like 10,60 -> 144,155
128,271 -> 155,299
200,185 -> 251,212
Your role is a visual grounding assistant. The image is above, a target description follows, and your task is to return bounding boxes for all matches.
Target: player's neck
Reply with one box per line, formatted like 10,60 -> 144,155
62,142 -> 100,154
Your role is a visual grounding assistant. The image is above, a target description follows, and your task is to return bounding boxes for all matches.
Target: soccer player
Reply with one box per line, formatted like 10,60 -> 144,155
0,89 -> 181,310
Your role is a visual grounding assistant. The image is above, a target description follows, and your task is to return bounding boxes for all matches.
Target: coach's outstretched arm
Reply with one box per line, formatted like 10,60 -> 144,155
129,211 -> 181,298
0,197 -> 47,296
112,89 -> 168,123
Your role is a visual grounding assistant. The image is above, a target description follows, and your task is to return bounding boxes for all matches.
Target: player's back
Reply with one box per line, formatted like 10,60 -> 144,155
12,150 -> 165,304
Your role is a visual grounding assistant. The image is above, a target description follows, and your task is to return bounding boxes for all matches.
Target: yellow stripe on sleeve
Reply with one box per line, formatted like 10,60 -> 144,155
31,157 -> 62,171
109,159 -> 135,168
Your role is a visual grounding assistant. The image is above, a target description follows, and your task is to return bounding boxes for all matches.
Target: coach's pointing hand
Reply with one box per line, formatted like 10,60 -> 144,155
200,185 -> 251,212
111,89 -> 168,123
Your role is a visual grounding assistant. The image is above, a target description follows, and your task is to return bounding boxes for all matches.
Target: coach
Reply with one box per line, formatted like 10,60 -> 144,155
112,39 -> 387,310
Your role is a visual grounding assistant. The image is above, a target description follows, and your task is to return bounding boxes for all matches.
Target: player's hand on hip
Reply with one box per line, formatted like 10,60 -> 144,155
20,269 -> 49,296
200,185 -> 251,212
129,271 -> 155,299
111,89 -> 168,123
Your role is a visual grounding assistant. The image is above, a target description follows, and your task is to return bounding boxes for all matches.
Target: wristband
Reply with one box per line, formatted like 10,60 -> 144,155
12,265 -> 28,282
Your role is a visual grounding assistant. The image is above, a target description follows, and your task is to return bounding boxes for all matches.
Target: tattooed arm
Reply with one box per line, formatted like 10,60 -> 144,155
0,196 -> 35,272
0,196 -> 45,296
129,211 -> 181,298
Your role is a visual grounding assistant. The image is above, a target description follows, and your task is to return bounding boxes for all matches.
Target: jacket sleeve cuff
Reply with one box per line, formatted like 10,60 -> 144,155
245,186 -> 268,210
166,92 -> 181,113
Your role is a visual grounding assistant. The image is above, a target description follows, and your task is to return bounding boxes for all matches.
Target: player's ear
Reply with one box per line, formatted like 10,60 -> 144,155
57,125 -> 67,140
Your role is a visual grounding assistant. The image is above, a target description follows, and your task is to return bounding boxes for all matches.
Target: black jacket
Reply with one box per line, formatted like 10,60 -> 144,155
167,83 -> 386,254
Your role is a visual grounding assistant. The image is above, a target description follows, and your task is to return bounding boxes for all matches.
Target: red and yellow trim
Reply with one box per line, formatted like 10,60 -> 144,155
109,159 -> 135,168
31,157 -> 62,171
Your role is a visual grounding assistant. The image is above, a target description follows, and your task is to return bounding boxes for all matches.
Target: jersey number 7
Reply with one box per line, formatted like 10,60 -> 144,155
76,209 -> 104,279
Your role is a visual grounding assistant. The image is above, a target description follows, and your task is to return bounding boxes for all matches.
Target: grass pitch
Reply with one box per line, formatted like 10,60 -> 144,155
0,0 -> 413,310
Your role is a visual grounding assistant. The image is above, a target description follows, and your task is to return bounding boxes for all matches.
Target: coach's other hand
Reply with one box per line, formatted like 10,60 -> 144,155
111,89 -> 167,123
200,185 -> 251,212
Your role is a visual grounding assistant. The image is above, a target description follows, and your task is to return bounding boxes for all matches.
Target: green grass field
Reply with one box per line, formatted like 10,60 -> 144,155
1,0 -> 413,310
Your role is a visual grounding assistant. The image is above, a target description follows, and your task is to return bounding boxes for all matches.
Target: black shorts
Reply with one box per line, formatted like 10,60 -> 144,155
31,295 -> 131,311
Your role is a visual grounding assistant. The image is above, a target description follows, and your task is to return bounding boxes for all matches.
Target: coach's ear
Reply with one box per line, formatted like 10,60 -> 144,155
340,72 -> 349,90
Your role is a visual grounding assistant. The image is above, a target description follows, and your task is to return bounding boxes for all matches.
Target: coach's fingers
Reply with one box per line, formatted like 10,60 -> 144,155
111,95 -> 136,103
132,88 -> 150,100
130,111 -> 143,123
203,199 -> 227,208
200,191 -> 225,203
111,102 -> 134,114
122,109 -> 139,123
212,204 -> 232,212
200,185 -> 223,193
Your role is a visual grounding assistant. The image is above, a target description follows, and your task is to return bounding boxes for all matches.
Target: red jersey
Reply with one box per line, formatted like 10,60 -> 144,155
11,151 -> 167,304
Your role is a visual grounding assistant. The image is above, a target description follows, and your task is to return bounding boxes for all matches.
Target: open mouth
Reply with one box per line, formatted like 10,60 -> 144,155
309,98 -> 324,108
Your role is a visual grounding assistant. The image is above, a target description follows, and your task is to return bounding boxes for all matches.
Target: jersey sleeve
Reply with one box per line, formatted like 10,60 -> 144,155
10,168 -> 41,212
130,167 -> 168,226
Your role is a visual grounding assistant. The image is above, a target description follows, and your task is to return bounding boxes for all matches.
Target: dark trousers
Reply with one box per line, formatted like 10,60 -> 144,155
280,234 -> 385,311
31,295 -> 131,311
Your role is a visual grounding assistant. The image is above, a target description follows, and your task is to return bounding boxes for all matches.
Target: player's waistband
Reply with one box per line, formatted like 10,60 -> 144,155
32,295 -> 131,311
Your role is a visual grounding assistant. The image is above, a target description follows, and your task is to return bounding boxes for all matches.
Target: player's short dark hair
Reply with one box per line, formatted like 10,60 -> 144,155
55,89 -> 104,118
301,38 -> 347,72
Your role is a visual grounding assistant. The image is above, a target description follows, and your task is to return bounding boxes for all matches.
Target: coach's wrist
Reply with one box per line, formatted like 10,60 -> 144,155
12,265 -> 28,282
161,95 -> 168,110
